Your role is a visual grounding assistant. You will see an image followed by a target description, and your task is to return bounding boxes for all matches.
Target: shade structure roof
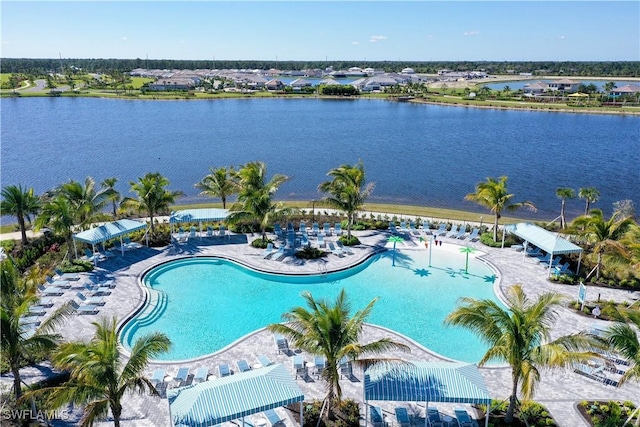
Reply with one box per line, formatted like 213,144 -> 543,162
72,219 -> 147,245
169,208 -> 229,224
504,222 -> 583,255
168,364 -> 304,427
364,361 -> 491,404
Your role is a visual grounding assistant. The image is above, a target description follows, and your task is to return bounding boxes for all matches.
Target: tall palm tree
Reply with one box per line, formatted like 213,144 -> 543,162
578,187 -> 600,216
57,177 -> 114,229
556,187 -> 576,229
35,195 -> 76,260
26,317 -> 171,427
101,177 -> 121,218
194,166 -> 239,209
269,290 -> 409,418
1,258 -> 73,399
121,172 -> 183,234
228,161 -> 290,242
571,209 -> 634,279
1,185 -> 41,245
604,321 -> 640,387
445,285 -> 594,424
465,176 -> 536,241
318,162 -> 375,240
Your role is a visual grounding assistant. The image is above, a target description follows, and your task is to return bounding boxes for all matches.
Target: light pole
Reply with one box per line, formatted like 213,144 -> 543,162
428,235 -> 434,267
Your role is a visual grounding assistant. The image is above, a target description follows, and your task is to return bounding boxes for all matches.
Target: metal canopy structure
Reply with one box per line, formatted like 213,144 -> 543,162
168,364 -> 304,427
72,219 -> 148,261
503,222 -> 583,275
364,362 -> 491,427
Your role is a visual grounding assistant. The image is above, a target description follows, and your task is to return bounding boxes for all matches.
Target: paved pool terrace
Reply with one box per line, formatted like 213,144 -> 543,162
2,227 -> 639,427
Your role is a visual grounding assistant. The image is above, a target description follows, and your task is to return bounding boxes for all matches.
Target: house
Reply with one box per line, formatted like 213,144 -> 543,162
265,79 -> 285,91
147,77 -> 198,91
609,84 -> 640,98
547,79 -> 580,93
401,67 -> 415,74
318,78 -> 341,86
523,81 -> 548,95
289,78 -> 313,88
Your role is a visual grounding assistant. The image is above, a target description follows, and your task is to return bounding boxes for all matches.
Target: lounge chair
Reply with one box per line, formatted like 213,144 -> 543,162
311,222 -> 320,236
300,233 -> 310,247
317,234 -> 325,248
293,355 -> 306,379
435,223 -> 447,236
83,248 -> 105,263
264,409 -> 284,427
150,368 -> 166,387
323,222 -> 331,236
218,363 -> 231,377
28,306 -> 46,316
400,221 -> 409,233
335,222 -> 342,236
299,222 -> 306,234
454,408 -> 473,427
455,226 -> 468,239
76,291 -> 105,306
543,256 -> 563,268
336,241 -> 354,255
193,367 -> 209,383
46,276 -> 71,288
262,242 -> 274,258
339,356 -> 352,379
389,221 -> 397,233
37,297 -> 54,307
237,359 -> 251,373
90,276 -> 115,288
466,228 -> 480,241
409,221 -> 419,235
70,300 -> 99,315
554,262 -> 574,275
99,248 -> 116,259
175,231 -> 189,244
205,226 -> 214,237
574,362 -> 608,384
38,284 -> 64,296
286,231 -> 296,249
124,236 -> 143,249
54,268 -> 80,281
446,224 -> 459,238
370,405 -> 384,427
287,222 -> 295,234
421,222 -> 432,235
314,356 -> 326,378
19,316 -> 41,327
427,407 -> 444,427
188,226 -> 197,239
84,283 -> 111,296
273,223 -> 283,238
525,246 -> 542,257
273,246 -> 287,261
218,225 -> 227,238
275,334 -> 290,354
328,242 -> 344,257
395,407 -> 410,427
258,355 -> 273,368
174,367 -> 190,386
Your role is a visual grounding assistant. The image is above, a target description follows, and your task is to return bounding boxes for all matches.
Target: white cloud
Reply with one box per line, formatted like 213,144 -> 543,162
463,31 -> 480,36
351,41 -> 360,45
558,35 -> 566,40
369,35 -> 387,42
121,36 -> 127,41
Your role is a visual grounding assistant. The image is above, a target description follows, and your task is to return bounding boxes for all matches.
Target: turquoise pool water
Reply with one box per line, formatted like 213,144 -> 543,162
121,247 -> 500,362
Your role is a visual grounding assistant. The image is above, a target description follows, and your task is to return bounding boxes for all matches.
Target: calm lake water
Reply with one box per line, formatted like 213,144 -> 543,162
1,97 -> 638,223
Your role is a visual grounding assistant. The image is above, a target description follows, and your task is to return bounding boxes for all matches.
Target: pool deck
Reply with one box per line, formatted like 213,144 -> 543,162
3,228 -> 639,427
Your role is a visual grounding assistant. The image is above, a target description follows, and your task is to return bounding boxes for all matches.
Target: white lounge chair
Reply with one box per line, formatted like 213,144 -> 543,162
194,367 -> 209,383
323,222 -> 332,236
76,291 -> 105,306
454,408 -> 473,427
466,228 -> 480,241
262,242 -> 274,258
151,368 -> 166,387
54,268 -> 80,281
328,242 -> 344,257
336,241 -> 354,255
334,222 -> 342,236
258,355 -> 273,367
218,363 -> 231,377
435,223 -> 447,236
446,224 -> 459,238
237,359 -> 251,373
70,300 -> 99,315
174,367 -> 190,386
264,409 -> 284,427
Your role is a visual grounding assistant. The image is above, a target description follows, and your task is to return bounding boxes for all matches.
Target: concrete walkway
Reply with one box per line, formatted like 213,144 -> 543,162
1,227 -> 638,427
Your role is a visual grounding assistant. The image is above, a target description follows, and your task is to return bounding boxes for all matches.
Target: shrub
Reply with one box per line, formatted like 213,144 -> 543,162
339,235 -> 360,246
295,246 -> 327,260
59,259 -> 94,273
251,238 -> 273,249
299,399 -> 360,427
578,400 -> 637,427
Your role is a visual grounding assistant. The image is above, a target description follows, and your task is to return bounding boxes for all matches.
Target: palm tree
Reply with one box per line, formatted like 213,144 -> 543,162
194,166 -> 239,209
1,185 -> 41,245
445,285 -> 595,424
318,162 -> 375,240
268,289 -> 409,418
556,187 -> 576,229
571,209 -> 634,279
578,187 -> 600,215
604,321 -> 640,387
35,195 -> 76,260
121,172 -> 183,234
57,177 -> 114,229
465,176 -> 536,241
101,177 -> 121,218
27,317 -> 171,427
1,258 -> 73,399
228,161 -> 290,242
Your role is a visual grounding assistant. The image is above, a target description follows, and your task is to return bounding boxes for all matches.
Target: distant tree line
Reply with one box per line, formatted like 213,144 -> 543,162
1,58 -> 639,77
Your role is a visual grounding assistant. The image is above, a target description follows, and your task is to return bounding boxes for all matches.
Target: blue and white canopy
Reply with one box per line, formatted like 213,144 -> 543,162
73,219 -> 147,245
169,208 -> 229,224
503,222 -> 583,255
168,364 -> 304,427
364,361 -> 491,404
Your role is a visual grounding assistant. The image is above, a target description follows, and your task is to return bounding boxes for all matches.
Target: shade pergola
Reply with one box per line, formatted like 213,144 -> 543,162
364,362 -> 492,427
503,222 -> 583,275
72,219 -> 148,261
168,364 -> 304,427
169,208 -> 230,237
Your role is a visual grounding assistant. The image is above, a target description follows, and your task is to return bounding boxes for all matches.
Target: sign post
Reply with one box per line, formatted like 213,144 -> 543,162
578,282 -> 587,311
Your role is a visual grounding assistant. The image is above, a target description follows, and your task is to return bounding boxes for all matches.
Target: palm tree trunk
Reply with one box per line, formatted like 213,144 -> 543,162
560,199 -> 566,229
111,402 -> 122,427
493,214 -> 500,242
596,253 -> 602,279
585,201 -> 590,215
11,362 -> 22,399
66,232 -> 74,261
18,215 -> 28,245
505,375 -> 518,424
149,211 -> 155,234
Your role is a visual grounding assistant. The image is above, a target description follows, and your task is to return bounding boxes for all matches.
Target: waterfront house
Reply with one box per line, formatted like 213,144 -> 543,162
265,79 -> 285,91
609,84 -> 640,98
289,78 -> 313,88
547,79 -> 580,93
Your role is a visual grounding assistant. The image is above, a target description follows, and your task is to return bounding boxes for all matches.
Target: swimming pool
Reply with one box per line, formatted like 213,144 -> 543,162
120,246 -> 501,362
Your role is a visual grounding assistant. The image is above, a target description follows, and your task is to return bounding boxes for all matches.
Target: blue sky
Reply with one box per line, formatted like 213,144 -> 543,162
1,1 -> 638,61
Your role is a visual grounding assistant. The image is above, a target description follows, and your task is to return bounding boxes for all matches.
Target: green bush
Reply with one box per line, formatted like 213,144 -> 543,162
300,399 -> 360,427
295,246 -> 327,260
59,259 -> 93,273
339,235 -> 360,246
579,400 -> 637,427
251,238 -> 273,249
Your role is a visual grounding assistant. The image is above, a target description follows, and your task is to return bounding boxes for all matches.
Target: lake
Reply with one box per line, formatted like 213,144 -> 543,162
1,97 -> 638,223
482,79 -> 638,91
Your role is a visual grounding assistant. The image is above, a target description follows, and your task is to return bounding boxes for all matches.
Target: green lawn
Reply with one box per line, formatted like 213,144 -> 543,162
0,73 -> 11,84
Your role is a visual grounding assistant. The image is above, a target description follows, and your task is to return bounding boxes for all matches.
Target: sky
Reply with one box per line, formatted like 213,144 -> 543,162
1,1 -> 639,62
